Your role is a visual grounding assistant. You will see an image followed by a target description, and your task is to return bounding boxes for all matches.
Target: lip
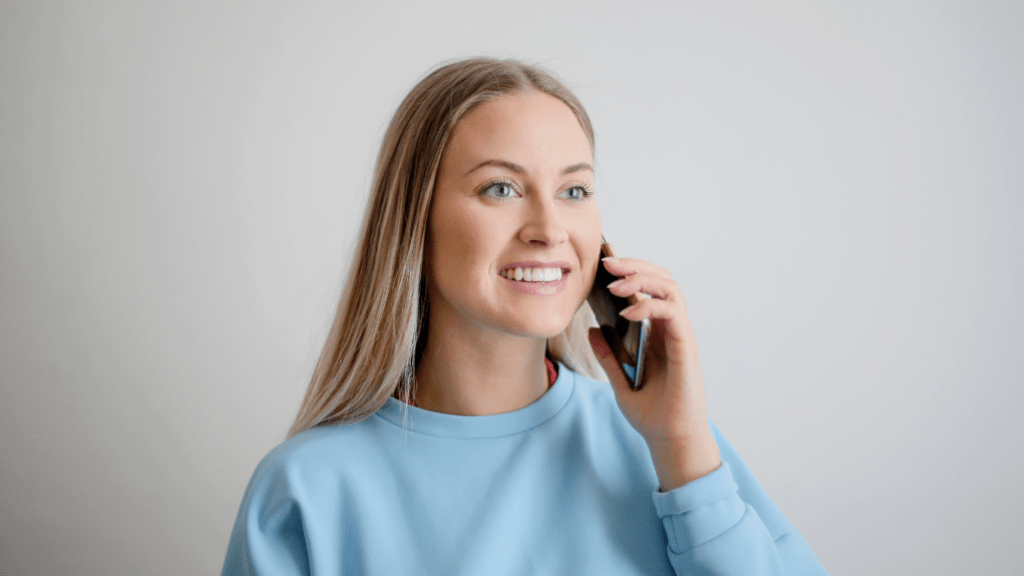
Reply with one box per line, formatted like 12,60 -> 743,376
498,261 -> 572,296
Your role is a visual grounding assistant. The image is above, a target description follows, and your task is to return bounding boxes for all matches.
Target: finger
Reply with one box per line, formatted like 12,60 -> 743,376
588,327 -> 635,397
620,296 -> 690,323
601,257 -> 672,280
619,296 -> 695,346
607,271 -> 682,302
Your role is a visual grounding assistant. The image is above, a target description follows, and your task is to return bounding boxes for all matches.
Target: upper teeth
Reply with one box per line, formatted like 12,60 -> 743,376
501,267 -> 563,282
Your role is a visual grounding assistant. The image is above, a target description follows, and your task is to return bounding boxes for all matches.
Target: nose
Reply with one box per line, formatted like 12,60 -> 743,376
519,195 -> 569,248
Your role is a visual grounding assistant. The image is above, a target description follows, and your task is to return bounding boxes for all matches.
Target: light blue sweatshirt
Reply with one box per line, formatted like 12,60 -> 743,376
222,362 -> 828,575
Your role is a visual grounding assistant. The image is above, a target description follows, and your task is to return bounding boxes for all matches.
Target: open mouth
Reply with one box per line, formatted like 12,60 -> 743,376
498,266 -> 566,283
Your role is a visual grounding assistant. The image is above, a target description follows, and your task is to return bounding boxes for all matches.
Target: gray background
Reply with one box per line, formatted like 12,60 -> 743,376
1,1 -> 1021,574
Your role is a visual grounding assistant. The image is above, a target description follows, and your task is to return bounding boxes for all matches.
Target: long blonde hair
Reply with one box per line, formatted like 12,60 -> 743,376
287,57 -> 605,439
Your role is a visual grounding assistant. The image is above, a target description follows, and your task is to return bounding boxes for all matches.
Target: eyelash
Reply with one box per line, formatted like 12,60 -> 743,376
478,178 -> 594,201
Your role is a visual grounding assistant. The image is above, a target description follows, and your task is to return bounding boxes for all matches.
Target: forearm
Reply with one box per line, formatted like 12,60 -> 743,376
646,428 -> 722,492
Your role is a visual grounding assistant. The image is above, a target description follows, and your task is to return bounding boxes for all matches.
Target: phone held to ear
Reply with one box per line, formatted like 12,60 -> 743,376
586,236 -> 650,391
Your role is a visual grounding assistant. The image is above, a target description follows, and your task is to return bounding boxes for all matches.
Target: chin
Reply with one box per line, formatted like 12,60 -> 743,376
505,315 -> 574,340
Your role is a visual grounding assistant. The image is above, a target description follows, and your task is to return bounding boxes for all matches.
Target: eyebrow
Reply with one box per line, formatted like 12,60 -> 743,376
464,159 -> 594,177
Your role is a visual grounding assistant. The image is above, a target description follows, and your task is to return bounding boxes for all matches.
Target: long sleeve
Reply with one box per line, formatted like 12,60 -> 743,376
650,418 -> 829,575
221,368 -> 827,575
222,454 -> 312,576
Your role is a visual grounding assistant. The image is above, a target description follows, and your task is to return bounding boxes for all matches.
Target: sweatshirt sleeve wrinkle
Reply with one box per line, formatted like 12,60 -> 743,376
222,459 -> 314,576
650,418 -> 829,575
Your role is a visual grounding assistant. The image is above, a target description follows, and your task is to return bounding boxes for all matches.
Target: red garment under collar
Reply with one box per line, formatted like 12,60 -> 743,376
545,357 -> 558,387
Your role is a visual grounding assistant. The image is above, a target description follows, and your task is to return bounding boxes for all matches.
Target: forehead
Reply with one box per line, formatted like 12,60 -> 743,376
441,91 -> 592,175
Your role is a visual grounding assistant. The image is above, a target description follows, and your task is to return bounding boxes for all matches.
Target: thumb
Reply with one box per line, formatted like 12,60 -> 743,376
588,327 -> 634,398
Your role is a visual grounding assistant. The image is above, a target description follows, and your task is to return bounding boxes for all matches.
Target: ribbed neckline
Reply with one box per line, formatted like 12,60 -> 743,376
375,361 -> 575,438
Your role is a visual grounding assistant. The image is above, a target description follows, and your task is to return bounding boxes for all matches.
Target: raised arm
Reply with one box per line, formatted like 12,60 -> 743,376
587,256 -> 828,575
650,418 -> 829,575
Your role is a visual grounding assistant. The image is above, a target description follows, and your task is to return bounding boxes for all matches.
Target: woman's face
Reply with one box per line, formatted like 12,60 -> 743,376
425,90 -> 602,340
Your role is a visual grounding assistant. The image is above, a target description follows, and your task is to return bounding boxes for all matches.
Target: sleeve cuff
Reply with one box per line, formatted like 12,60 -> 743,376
650,459 -> 747,552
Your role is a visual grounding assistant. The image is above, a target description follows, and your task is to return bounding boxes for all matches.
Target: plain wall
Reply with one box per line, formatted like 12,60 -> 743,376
1,1 -> 1021,574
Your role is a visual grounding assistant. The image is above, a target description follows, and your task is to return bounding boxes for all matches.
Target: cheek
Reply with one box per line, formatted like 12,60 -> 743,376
432,222 -> 473,256
578,208 -> 603,261
582,217 -> 604,289
430,207 -> 505,279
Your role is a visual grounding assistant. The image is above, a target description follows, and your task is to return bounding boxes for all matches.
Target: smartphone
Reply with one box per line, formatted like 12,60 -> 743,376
586,236 -> 650,391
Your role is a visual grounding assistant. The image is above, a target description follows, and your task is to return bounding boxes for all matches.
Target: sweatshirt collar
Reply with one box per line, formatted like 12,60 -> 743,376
375,361 -> 575,438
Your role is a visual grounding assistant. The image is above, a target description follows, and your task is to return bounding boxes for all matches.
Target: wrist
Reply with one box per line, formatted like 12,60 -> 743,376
646,430 -> 721,493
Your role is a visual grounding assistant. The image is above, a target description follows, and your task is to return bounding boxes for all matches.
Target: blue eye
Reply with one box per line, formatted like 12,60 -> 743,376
560,185 -> 592,201
480,180 -> 518,199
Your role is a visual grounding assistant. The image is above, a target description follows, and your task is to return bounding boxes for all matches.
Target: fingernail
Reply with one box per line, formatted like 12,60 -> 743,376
619,304 -> 635,317
601,256 -> 620,263
607,279 -> 625,290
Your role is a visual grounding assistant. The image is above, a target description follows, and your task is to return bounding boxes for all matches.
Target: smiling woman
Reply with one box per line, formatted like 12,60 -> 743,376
415,91 -> 602,415
221,57 -> 830,575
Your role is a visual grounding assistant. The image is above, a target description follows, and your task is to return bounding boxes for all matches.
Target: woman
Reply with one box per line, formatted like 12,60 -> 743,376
222,57 -> 829,575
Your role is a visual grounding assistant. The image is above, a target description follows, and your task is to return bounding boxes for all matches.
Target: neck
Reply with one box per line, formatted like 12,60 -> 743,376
412,322 -> 551,416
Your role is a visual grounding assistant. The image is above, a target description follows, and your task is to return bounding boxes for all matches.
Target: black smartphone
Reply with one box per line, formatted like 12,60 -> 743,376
586,236 -> 650,391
